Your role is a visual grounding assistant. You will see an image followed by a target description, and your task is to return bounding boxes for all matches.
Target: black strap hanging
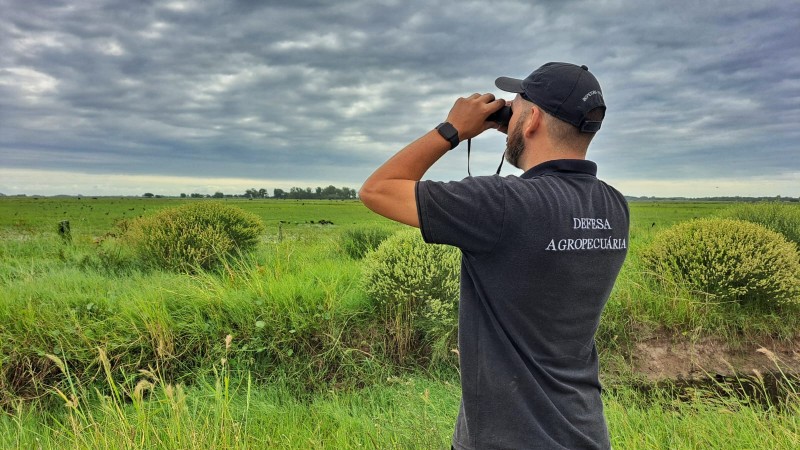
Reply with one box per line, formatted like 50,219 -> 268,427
495,150 -> 504,175
467,138 -> 505,177
467,138 -> 472,177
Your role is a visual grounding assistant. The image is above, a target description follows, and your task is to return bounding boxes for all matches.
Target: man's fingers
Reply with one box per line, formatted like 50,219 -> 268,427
465,93 -> 497,103
489,98 -> 506,112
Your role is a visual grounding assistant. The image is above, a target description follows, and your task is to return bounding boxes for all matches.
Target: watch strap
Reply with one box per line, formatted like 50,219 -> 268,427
435,122 -> 460,150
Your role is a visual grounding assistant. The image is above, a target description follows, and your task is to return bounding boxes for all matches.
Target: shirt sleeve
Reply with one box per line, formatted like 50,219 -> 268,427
415,176 -> 506,254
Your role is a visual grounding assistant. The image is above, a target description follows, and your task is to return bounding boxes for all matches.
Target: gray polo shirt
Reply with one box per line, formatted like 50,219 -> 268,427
416,159 -> 628,450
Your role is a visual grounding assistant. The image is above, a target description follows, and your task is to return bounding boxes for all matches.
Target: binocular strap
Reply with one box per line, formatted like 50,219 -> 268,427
467,138 -> 505,177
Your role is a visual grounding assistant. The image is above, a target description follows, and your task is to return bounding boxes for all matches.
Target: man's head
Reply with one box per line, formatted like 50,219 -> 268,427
497,62 -> 606,164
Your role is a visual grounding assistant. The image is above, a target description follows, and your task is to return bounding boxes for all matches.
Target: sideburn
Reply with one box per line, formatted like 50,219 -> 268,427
504,112 -> 528,169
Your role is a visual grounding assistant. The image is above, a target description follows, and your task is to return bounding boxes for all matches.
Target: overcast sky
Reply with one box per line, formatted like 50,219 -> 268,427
1,0 -> 798,197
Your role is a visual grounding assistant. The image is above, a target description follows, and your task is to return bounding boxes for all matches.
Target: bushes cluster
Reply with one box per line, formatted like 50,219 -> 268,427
362,229 -> 460,363
340,226 -> 395,259
719,202 -> 800,247
125,202 -> 265,272
642,218 -> 800,305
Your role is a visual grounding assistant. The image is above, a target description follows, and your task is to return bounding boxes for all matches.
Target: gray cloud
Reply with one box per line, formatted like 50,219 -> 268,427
1,0 -> 798,195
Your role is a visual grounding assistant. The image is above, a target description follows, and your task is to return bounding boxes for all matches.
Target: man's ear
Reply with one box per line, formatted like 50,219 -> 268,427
523,105 -> 541,138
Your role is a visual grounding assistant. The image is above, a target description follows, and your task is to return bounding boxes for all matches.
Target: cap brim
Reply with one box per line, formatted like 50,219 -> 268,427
495,76 -> 525,93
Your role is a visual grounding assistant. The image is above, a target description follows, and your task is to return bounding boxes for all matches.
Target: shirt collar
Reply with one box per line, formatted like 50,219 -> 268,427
520,159 -> 597,179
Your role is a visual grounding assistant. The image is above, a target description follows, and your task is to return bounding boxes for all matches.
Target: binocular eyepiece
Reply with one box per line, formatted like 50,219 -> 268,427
487,105 -> 512,127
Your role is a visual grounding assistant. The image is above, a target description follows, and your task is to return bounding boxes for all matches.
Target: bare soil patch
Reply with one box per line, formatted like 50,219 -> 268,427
631,330 -> 800,381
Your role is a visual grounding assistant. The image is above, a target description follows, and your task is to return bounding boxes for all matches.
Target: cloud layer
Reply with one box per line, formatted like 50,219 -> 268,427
1,0 -> 798,196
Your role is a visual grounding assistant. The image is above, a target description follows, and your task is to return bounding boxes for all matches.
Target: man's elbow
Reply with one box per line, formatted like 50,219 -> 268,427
358,180 -> 420,227
358,183 -> 377,211
359,181 -> 393,216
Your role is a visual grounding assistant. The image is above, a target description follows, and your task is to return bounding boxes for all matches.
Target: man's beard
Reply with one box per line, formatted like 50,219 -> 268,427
504,117 -> 525,169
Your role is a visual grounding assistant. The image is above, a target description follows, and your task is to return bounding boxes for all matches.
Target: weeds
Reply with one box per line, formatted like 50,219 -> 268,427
2,344 -> 798,449
340,225 -> 395,259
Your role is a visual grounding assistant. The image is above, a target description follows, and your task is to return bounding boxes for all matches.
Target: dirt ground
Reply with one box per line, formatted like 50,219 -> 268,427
631,330 -> 800,381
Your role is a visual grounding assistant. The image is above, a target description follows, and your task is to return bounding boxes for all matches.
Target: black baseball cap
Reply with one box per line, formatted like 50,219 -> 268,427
495,62 -> 605,133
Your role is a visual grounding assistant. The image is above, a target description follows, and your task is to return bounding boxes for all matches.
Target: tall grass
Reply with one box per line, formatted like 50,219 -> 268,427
339,225 -> 396,259
0,230 -> 420,406
2,351 -> 797,449
719,201 -> 800,246
1,341 -> 459,449
605,382 -> 800,449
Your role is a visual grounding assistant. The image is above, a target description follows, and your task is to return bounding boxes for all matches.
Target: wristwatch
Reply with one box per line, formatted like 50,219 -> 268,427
436,122 -> 460,150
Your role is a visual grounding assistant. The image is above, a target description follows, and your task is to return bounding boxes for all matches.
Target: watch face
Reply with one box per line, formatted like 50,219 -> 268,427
438,123 -> 457,139
436,122 -> 459,149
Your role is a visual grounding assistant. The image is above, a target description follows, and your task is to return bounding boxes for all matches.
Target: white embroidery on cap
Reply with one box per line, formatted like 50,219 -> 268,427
582,90 -> 602,102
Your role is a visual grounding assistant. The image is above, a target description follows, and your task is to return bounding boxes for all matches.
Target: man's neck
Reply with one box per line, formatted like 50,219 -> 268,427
520,148 -> 586,172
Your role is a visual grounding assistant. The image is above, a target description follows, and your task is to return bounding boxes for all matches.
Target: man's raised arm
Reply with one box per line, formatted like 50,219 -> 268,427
359,93 -> 504,227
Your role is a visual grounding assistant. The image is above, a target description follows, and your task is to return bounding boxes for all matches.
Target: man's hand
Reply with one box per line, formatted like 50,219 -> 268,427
447,93 -> 507,141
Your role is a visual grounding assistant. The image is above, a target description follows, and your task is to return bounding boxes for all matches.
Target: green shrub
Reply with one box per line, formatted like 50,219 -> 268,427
341,226 -> 395,259
719,202 -> 800,247
125,202 -> 265,272
641,218 -> 800,305
362,229 -> 460,363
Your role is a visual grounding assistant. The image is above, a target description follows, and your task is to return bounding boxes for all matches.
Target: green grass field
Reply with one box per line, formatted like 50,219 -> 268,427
0,197 -> 390,235
1,197 -> 798,449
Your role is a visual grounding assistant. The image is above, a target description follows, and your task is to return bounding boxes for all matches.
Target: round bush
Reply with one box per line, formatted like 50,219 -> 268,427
341,226 -> 395,259
641,218 -> 800,305
126,202 -> 265,272
361,229 -> 460,362
719,202 -> 800,247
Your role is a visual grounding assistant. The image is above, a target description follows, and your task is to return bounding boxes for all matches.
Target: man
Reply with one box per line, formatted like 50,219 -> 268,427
360,62 -> 628,450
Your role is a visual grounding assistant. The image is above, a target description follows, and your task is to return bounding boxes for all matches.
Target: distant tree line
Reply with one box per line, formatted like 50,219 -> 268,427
162,185 -> 359,200
175,193 -> 224,198
244,186 -> 357,200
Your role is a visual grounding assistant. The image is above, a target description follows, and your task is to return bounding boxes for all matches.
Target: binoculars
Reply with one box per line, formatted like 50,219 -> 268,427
487,105 -> 512,126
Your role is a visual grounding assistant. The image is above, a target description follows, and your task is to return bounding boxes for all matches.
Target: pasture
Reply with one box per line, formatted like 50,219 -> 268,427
1,197 -> 798,449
